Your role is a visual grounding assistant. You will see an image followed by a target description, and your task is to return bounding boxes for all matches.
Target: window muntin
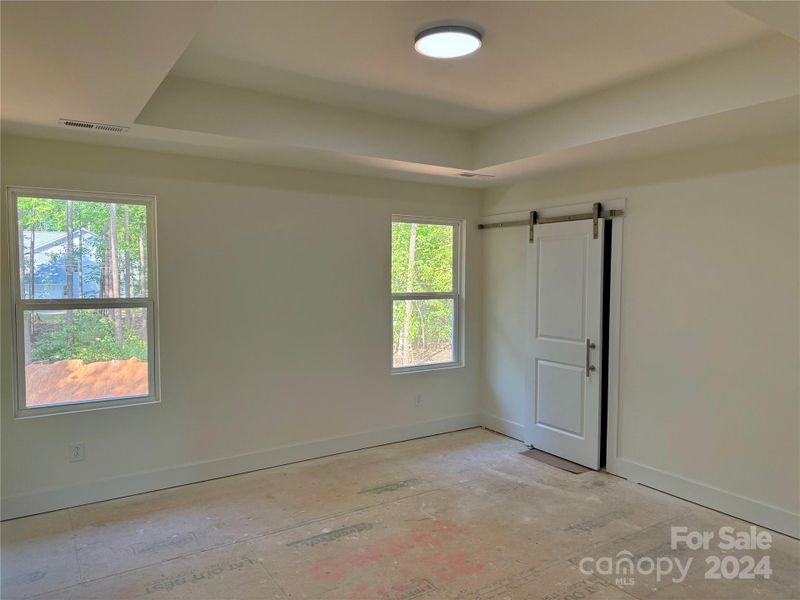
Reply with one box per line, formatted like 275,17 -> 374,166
8,189 -> 158,416
391,217 -> 461,371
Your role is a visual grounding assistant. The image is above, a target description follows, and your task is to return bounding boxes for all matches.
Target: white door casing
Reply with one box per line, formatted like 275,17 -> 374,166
525,218 -> 604,469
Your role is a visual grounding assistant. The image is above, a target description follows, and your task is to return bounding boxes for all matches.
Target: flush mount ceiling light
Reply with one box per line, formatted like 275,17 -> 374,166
414,25 -> 482,59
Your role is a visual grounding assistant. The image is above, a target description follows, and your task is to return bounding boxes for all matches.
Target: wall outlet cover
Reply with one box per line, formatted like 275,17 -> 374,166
69,442 -> 85,462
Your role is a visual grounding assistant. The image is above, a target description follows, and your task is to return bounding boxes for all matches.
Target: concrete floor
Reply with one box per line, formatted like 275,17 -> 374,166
2,428 -> 798,599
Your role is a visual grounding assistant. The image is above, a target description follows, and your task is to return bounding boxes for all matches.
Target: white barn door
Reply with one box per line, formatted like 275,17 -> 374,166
525,218 -> 604,469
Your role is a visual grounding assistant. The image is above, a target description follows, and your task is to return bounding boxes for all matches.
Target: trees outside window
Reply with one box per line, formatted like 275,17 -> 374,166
8,188 -> 158,416
391,217 -> 462,371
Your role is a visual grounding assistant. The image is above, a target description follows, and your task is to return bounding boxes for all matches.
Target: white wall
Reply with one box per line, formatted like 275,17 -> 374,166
3,133 -> 798,537
481,135 -> 800,536
0,136 -> 483,518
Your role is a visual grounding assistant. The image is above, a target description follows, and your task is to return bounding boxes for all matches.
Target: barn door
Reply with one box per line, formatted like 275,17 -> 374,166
525,218 -> 604,469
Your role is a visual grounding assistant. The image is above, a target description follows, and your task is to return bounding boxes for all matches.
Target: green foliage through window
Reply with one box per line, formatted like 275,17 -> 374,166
13,193 -> 154,408
391,222 -> 453,293
391,220 -> 458,368
29,310 -> 147,363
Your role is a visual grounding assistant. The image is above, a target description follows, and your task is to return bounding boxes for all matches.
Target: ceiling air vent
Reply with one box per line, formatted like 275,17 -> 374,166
457,171 -> 495,179
59,119 -> 129,134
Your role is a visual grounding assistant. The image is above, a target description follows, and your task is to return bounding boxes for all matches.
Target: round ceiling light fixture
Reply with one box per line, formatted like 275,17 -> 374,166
414,25 -> 482,59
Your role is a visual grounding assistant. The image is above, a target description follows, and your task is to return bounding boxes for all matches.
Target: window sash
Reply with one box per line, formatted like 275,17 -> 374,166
390,216 -> 462,372
14,301 -> 158,417
391,215 -> 459,295
10,187 -> 156,304
7,187 -> 160,417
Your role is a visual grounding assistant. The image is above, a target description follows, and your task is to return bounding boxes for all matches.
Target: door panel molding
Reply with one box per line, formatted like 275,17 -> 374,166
536,234 -> 588,342
534,358 -> 585,437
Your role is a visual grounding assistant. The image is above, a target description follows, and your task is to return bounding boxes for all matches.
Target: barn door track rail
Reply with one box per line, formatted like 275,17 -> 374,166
478,202 -> 625,242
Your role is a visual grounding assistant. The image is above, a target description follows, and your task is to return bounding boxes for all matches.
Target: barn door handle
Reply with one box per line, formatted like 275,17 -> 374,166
585,338 -> 596,377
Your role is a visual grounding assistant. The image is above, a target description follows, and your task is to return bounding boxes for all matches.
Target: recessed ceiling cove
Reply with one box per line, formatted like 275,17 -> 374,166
172,1 -> 765,127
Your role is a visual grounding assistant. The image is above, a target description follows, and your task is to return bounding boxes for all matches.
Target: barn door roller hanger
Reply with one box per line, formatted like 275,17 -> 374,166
477,202 -> 625,242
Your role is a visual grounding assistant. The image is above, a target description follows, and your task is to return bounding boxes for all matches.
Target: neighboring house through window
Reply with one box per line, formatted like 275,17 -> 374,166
22,229 -> 102,298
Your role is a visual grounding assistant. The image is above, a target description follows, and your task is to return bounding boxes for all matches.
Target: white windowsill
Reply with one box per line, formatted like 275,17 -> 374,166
391,361 -> 464,375
15,395 -> 160,419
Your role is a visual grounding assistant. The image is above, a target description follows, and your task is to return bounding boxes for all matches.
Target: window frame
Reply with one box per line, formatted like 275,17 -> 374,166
7,186 -> 160,418
390,215 -> 464,374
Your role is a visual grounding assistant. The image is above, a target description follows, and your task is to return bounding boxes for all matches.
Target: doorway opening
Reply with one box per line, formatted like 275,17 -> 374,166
599,218 -> 613,469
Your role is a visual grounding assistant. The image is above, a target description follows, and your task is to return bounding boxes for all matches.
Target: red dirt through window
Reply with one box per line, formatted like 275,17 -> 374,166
25,358 -> 148,406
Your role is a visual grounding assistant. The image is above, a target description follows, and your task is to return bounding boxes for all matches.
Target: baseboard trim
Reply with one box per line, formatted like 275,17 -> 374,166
614,458 -> 800,539
481,414 -> 525,441
1,413 -> 481,521
6,415 -> 796,539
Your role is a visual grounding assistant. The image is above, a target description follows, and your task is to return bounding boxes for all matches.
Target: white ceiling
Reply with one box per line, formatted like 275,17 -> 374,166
486,96 -> 800,182
0,1 -> 212,127
1,1 -> 797,188
173,1 -> 766,128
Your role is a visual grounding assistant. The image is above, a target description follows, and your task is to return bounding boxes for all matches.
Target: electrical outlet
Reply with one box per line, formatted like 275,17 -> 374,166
415,394 -> 423,408
69,442 -> 85,462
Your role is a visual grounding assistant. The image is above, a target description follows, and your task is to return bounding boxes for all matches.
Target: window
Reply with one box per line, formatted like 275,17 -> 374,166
391,216 -> 462,371
8,188 -> 159,416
